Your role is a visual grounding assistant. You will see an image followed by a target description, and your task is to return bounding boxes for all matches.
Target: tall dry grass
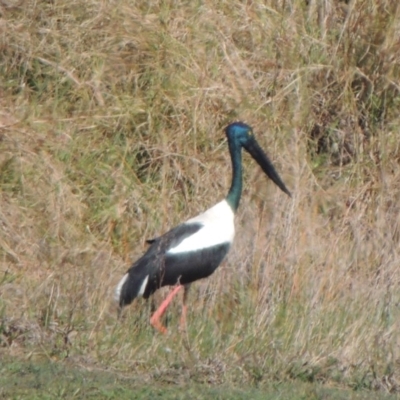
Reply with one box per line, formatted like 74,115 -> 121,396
1,0 -> 400,392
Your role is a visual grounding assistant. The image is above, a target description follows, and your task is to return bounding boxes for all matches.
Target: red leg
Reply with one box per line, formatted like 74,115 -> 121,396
150,285 -> 182,334
180,284 -> 191,331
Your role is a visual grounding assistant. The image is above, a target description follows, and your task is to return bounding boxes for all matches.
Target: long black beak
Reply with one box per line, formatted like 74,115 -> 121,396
243,136 -> 291,197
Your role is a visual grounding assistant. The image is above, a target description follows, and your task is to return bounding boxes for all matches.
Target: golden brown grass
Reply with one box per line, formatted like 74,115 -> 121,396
1,0 -> 400,393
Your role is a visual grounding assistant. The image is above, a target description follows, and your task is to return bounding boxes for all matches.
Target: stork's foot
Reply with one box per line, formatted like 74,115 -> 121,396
179,303 -> 188,333
150,285 -> 182,334
150,314 -> 168,334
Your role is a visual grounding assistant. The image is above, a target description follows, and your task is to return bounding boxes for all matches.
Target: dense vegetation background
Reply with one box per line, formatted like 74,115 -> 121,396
1,0 -> 400,396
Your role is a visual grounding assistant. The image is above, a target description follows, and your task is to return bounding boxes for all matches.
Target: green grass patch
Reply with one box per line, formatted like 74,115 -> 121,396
1,356 -> 398,400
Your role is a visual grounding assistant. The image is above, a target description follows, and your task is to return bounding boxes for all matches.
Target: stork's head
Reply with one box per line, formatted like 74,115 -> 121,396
225,121 -> 253,145
225,121 -> 291,197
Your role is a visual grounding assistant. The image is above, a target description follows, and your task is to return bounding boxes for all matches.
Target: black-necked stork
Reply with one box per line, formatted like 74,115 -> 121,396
115,122 -> 291,333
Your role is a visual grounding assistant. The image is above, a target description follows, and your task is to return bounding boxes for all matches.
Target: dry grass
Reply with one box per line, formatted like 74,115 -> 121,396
1,0 -> 400,393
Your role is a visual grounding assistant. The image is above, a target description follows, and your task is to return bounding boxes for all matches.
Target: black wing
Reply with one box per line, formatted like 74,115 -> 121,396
118,222 -> 203,306
158,242 -> 231,288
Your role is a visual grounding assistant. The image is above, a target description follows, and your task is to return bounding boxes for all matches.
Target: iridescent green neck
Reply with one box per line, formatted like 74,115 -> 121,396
226,139 -> 242,212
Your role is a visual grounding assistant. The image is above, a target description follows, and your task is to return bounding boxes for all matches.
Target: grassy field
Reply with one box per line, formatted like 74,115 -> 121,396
1,0 -> 400,398
1,355 -> 399,400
